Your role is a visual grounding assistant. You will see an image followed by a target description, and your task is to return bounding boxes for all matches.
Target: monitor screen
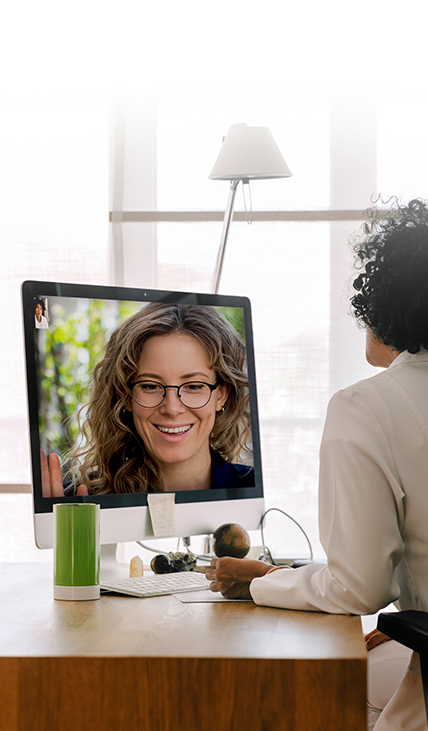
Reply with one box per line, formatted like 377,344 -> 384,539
22,281 -> 264,550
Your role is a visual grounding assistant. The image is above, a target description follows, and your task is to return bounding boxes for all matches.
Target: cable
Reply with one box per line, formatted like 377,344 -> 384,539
136,540 -> 168,555
258,508 -> 313,563
136,509 -> 314,564
136,536 -> 190,555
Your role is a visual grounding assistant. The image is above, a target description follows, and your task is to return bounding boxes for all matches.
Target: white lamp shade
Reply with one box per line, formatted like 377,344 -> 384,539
209,123 -> 292,181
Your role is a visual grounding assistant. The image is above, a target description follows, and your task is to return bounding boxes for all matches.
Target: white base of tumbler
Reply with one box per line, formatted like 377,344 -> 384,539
54,584 -> 100,601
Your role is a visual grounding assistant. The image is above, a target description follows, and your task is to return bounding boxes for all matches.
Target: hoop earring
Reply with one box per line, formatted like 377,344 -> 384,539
119,407 -> 129,427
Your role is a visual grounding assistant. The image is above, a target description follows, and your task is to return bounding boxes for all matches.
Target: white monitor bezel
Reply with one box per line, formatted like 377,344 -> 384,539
23,280 -> 265,550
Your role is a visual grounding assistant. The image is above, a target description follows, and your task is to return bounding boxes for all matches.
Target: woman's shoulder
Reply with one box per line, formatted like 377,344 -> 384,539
210,450 -> 254,489
333,350 -> 428,404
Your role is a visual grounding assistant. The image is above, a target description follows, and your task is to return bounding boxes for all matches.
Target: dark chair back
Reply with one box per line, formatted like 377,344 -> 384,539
377,610 -> 428,720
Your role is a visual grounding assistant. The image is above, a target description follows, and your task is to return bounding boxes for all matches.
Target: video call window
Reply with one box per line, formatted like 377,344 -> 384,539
33,294 -> 255,497
34,298 -> 49,329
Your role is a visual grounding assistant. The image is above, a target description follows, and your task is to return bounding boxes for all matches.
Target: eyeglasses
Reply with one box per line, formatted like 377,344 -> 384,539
130,380 -> 220,409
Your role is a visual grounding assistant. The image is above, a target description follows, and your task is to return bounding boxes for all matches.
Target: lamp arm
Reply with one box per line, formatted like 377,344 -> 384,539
211,179 -> 240,294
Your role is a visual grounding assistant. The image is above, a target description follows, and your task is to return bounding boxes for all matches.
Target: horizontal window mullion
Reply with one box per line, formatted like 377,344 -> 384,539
109,210 -> 367,224
0,485 -> 32,494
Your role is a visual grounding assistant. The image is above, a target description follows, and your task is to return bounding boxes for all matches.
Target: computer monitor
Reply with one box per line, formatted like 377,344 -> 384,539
22,280 -> 264,557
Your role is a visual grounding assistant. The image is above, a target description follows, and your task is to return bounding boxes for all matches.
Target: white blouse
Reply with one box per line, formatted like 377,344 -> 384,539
251,349 -> 428,615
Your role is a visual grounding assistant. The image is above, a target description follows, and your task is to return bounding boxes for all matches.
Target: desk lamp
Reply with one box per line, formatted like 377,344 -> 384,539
209,123 -> 292,293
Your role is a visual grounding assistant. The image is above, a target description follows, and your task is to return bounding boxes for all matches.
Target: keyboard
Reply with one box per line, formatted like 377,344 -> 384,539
100,570 -> 209,598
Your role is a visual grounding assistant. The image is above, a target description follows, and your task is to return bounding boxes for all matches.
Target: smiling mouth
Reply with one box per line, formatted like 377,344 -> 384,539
156,425 -> 193,434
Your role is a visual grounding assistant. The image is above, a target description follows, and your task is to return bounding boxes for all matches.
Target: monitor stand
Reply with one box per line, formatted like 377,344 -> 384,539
100,544 -> 129,580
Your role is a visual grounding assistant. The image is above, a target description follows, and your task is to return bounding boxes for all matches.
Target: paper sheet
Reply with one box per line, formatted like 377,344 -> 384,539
173,590 -> 253,603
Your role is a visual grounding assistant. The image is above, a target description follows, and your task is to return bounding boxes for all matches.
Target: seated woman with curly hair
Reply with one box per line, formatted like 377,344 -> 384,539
206,198 -> 428,731
42,302 -> 253,496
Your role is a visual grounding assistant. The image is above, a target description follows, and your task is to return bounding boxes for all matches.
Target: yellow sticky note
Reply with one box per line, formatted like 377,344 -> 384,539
147,493 -> 176,537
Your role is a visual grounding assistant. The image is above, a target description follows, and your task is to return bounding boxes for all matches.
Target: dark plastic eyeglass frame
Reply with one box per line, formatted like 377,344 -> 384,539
130,380 -> 220,409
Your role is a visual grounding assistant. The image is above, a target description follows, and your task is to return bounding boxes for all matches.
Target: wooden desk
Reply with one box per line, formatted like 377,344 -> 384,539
0,563 -> 366,731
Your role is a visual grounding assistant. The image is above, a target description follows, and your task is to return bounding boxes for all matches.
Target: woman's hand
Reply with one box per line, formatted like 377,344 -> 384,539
40,451 -> 88,497
205,557 -> 272,599
365,628 -> 391,651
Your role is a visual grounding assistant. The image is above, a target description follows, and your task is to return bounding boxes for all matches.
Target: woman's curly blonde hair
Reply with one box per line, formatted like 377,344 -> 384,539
66,302 -> 252,494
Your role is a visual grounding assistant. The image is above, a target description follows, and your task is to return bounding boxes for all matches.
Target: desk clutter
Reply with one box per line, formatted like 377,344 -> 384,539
114,522 -> 251,598
130,522 -> 251,579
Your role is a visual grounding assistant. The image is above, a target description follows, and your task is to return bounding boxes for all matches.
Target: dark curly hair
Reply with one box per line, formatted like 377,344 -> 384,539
350,198 -> 428,354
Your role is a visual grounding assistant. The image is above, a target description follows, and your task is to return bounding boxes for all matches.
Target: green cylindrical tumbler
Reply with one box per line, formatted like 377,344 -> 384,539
53,503 -> 100,600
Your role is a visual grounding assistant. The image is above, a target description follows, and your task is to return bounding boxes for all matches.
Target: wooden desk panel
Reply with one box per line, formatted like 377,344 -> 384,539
0,564 -> 366,731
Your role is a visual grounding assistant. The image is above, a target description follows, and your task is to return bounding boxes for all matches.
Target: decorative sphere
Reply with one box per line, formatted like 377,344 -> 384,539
212,523 -> 251,558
